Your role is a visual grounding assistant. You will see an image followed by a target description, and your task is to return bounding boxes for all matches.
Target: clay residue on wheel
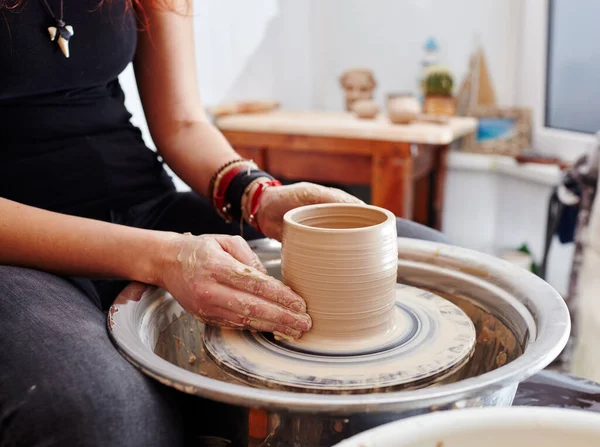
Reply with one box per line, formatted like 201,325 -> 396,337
154,314 -> 247,386
432,291 -> 523,383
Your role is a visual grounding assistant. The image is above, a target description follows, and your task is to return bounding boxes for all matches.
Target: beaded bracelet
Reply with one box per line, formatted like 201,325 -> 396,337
208,158 -> 255,201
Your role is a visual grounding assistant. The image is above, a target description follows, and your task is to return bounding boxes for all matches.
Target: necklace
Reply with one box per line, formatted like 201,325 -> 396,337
40,0 -> 74,58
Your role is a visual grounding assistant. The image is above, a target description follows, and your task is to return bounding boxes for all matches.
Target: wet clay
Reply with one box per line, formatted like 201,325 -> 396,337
281,204 -> 399,353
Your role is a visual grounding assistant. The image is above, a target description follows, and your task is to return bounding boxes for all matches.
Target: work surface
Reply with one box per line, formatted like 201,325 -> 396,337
216,110 -> 478,145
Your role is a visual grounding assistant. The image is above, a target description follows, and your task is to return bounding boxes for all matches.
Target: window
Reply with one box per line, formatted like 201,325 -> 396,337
517,0 -> 596,161
545,0 -> 600,134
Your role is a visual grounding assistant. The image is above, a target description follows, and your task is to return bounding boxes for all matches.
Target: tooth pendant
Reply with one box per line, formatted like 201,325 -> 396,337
48,24 -> 74,58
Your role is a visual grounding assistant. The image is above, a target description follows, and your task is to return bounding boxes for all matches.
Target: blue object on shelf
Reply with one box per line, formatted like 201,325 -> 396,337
424,37 -> 439,52
477,118 -> 517,141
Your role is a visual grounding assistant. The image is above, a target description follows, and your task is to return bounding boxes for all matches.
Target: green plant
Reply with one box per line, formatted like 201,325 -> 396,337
517,243 -> 539,275
422,65 -> 454,97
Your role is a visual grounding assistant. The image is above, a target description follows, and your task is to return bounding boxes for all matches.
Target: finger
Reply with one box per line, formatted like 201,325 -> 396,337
204,307 -> 303,339
213,235 -> 268,274
209,283 -> 311,331
208,251 -> 307,313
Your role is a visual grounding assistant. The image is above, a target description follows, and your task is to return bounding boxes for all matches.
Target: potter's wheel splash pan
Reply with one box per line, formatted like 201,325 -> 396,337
107,238 -> 570,415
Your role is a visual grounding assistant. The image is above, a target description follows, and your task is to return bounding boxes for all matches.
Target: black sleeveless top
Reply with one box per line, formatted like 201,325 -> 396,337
0,0 -> 173,219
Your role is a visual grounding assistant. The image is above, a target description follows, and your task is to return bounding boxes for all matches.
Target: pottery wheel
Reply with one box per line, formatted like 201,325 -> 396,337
203,284 -> 476,392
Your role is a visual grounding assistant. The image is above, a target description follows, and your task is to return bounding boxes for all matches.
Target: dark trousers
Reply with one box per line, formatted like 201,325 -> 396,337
0,191 -> 449,446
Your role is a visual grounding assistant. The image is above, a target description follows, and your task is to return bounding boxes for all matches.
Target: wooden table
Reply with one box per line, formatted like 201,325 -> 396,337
216,110 -> 477,229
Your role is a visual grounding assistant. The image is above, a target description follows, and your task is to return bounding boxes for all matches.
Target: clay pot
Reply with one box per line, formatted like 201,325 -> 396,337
387,93 -> 421,124
351,99 -> 380,119
281,203 -> 398,354
423,95 -> 456,116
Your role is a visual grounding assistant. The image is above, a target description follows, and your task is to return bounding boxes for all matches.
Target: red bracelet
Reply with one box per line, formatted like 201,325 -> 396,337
247,179 -> 282,232
213,166 -> 247,219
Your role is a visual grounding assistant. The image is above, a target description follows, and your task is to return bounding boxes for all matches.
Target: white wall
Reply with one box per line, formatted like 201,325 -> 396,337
443,154 -> 573,296
192,0 -> 314,109
122,0 -> 315,146
311,0 -> 522,110
122,0 -> 522,130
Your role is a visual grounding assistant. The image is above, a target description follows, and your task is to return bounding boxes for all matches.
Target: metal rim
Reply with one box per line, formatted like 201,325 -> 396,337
108,238 -> 570,414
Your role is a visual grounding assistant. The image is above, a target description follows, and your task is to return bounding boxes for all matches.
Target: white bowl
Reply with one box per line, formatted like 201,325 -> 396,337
334,407 -> 600,447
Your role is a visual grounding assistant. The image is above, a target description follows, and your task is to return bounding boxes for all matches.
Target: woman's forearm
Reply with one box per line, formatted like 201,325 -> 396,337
133,2 -> 241,198
152,120 -> 240,197
0,197 -> 173,285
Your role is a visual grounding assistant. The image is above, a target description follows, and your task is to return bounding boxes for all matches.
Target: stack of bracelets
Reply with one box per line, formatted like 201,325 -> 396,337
208,159 -> 282,233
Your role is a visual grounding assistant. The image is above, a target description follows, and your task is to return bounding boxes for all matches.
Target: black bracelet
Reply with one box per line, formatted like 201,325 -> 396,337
225,169 -> 275,222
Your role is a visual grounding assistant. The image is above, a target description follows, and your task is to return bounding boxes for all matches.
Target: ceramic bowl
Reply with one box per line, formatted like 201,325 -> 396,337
352,99 -> 380,119
334,407 -> 600,447
387,94 -> 421,124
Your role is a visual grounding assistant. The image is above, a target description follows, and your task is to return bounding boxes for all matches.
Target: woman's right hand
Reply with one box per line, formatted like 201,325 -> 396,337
156,233 -> 312,339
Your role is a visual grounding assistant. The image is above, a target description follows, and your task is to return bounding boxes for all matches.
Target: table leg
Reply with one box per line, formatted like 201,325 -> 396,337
413,175 -> 431,226
431,144 -> 449,231
372,153 -> 413,219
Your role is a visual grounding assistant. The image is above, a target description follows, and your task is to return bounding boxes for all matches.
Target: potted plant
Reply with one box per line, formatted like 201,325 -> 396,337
421,65 -> 455,116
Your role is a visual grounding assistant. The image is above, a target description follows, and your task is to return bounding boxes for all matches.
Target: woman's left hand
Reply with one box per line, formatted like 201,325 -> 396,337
255,182 -> 362,241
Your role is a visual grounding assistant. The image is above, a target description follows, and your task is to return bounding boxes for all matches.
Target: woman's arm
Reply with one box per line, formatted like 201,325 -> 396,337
132,1 -> 362,240
134,0 -> 237,197
0,197 -> 169,284
0,197 -> 309,337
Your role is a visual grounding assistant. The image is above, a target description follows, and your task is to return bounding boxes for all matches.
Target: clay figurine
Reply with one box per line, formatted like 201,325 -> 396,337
339,68 -> 377,111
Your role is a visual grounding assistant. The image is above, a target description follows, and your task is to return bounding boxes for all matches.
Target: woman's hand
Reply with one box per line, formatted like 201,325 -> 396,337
255,182 -> 362,241
124,233 -> 312,339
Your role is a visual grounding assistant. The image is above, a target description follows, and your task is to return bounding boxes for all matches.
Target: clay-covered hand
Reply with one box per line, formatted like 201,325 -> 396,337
256,182 -> 362,241
158,233 -> 311,339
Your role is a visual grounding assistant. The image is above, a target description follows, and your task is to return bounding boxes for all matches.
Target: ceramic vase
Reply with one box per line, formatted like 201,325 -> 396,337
281,203 -> 398,354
